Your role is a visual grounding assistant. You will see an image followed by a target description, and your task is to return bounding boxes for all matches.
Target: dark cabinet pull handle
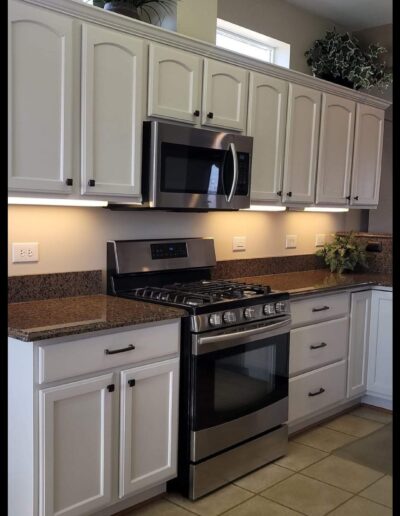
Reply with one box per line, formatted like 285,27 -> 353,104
277,190 -> 282,197
193,110 -> 200,117
66,178 -> 73,186
346,195 -> 351,200
207,112 -> 214,119
128,379 -> 136,387
88,179 -> 96,187
105,344 -> 135,355
310,342 -> 327,350
287,191 -> 292,197
312,306 -> 330,312
308,387 -> 325,397
354,195 -> 359,200
107,384 -> 115,392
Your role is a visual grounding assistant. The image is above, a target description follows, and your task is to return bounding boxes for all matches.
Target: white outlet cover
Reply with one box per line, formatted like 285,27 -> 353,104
315,234 -> 325,247
233,236 -> 246,251
12,242 -> 39,263
285,235 -> 297,249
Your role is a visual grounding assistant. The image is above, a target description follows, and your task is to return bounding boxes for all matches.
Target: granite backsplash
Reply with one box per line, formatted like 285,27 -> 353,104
336,232 -> 392,275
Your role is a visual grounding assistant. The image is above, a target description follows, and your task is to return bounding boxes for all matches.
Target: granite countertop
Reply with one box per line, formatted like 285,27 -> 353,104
234,269 -> 392,297
8,294 -> 187,342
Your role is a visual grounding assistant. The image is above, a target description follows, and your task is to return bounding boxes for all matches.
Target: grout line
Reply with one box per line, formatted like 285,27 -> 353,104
358,492 -> 393,509
164,496 -> 203,516
216,493 -> 258,516
323,493 -> 357,515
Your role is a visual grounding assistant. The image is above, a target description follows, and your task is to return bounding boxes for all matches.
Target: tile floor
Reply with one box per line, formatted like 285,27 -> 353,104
125,406 -> 392,516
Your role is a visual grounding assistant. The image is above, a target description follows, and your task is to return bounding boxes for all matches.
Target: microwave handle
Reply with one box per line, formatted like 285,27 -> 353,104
226,143 -> 239,203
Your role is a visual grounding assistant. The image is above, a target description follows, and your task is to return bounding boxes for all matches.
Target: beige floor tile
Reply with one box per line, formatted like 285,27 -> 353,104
233,463 -> 294,493
324,414 -> 384,437
292,426 -> 357,452
275,442 -> 328,471
301,455 -> 384,493
359,475 -> 393,508
126,498 -> 194,516
328,495 -> 392,516
166,484 -> 253,516
350,406 -> 393,424
261,474 -> 352,516
223,495 -> 303,516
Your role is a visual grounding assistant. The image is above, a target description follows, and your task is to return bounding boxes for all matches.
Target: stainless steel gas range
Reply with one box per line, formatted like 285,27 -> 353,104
107,238 -> 290,500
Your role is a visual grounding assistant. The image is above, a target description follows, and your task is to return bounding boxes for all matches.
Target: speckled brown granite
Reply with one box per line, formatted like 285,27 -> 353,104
336,232 -> 392,274
8,295 -> 187,342
234,269 -> 392,297
8,271 -> 103,303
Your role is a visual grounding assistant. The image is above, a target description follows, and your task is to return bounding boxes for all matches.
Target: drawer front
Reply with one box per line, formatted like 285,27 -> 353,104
289,360 -> 347,422
38,319 -> 180,384
290,317 -> 349,376
291,292 -> 350,327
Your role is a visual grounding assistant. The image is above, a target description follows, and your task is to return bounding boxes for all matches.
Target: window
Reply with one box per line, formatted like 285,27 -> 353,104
216,19 -> 290,68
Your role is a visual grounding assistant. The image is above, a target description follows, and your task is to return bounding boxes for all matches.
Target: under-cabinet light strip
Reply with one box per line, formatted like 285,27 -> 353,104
8,197 -> 108,207
246,205 -> 287,212
304,207 -> 349,213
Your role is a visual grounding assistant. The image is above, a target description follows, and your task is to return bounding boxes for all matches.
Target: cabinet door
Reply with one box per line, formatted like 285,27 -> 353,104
119,358 -> 179,498
316,94 -> 355,205
39,374 -> 114,516
202,59 -> 248,131
350,104 -> 384,206
282,84 -> 321,204
367,290 -> 392,399
81,24 -> 144,198
148,44 -> 202,124
347,291 -> 371,398
248,72 -> 288,203
8,0 -> 74,193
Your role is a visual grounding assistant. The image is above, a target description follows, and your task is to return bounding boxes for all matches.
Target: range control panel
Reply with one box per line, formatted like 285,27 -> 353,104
151,242 -> 188,260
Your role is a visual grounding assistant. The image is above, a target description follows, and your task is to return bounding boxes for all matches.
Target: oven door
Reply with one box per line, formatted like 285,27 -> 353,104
190,317 -> 290,461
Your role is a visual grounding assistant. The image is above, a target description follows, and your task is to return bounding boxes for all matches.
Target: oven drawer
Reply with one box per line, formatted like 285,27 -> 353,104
288,360 -> 347,422
289,317 -> 349,376
38,319 -> 180,384
291,292 -> 350,327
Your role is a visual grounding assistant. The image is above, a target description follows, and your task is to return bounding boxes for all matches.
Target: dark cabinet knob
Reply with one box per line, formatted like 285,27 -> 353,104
128,379 -> 136,388
277,190 -> 282,197
88,179 -> 96,187
65,178 -> 73,186
107,384 -> 115,392
207,112 -> 214,119
346,195 -> 351,200
287,191 -> 292,197
354,195 -> 359,200
193,110 -> 200,117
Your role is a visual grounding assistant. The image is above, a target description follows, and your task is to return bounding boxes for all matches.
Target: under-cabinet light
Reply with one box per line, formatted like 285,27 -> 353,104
245,205 -> 287,212
304,207 -> 349,213
8,197 -> 108,207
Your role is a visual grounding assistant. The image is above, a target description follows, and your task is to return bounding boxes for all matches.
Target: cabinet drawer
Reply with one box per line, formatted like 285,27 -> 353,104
290,317 -> 349,376
289,360 -> 347,422
38,319 -> 180,384
291,292 -> 350,327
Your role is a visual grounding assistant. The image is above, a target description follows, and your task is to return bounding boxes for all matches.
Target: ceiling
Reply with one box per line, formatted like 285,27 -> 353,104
284,0 -> 392,30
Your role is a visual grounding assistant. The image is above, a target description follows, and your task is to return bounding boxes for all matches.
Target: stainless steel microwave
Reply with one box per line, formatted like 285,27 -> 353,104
142,121 -> 253,210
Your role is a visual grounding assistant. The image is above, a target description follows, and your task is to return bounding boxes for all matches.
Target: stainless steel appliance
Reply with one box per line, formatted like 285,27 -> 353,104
141,121 -> 253,210
107,238 -> 290,500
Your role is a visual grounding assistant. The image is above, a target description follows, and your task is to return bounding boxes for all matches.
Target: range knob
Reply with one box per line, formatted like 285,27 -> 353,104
275,301 -> 286,313
209,313 -> 222,327
243,307 -> 256,319
223,311 -> 237,323
264,303 -> 275,315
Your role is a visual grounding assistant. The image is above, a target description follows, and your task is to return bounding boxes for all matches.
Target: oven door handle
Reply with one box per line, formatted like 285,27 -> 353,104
226,142 -> 239,203
193,317 -> 291,355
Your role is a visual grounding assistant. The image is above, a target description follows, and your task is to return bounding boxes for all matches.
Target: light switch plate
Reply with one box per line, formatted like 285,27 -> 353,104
285,235 -> 297,249
233,236 -> 246,252
12,242 -> 39,263
315,234 -> 325,247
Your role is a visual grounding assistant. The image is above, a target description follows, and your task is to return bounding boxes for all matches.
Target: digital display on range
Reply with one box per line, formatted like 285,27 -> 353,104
151,242 -> 188,260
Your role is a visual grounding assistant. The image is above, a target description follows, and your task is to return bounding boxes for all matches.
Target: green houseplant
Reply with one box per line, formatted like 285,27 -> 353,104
305,29 -> 393,91
93,0 -> 177,23
316,232 -> 368,274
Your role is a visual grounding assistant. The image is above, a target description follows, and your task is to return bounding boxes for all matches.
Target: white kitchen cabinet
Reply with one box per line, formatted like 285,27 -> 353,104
316,94 -> 355,205
347,290 -> 371,398
119,358 -> 179,498
366,290 -> 392,402
202,59 -> 248,131
8,0 -> 74,194
39,374 -> 114,516
248,72 -> 288,203
282,84 -> 321,204
81,23 -> 145,198
350,104 -> 384,207
148,44 -> 202,124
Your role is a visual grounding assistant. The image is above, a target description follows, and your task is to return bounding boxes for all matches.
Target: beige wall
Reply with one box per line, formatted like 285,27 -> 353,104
8,207 -> 349,276
177,0 -> 218,44
218,0 -> 339,74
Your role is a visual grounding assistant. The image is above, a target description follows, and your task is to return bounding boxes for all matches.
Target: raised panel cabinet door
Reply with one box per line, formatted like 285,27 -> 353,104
351,104 -> 384,206
119,358 -> 179,498
248,72 -> 288,203
148,44 -> 202,124
81,23 -> 145,197
202,59 -> 248,131
8,0 -> 74,193
316,94 -> 355,205
367,290 -> 392,399
39,374 -> 114,516
347,290 -> 371,398
282,84 -> 321,204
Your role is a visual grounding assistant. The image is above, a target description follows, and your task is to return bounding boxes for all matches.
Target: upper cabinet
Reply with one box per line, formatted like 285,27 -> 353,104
81,24 -> 145,198
316,94 -> 355,205
8,1 -> 74,194
247,72 -> 288,203
282,84 -> 321,204
350,104 -> 384,207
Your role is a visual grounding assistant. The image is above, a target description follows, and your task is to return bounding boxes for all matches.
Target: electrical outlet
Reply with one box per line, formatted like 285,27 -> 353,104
285,235 -> 297,249
233,236 -> 246,252
315,234 -> 325,247
12,242 -> 39,263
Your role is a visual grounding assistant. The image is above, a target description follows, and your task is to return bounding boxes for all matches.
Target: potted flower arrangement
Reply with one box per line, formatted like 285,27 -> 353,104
316,232 -> 368,274
93,0 -> 177,23
305,29 -> 392,91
